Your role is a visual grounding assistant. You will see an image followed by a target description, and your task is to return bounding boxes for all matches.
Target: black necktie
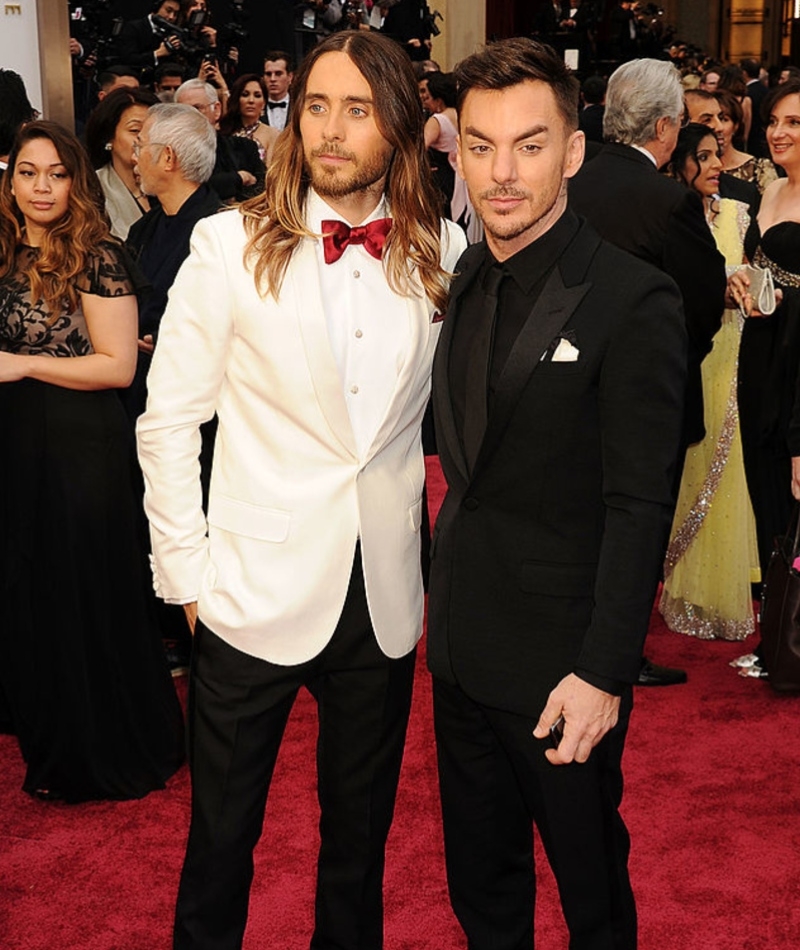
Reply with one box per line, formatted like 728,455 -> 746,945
463,264 -> 504,474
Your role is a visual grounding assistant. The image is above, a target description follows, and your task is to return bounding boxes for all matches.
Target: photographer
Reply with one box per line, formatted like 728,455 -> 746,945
381,0 -> 434,62
116,0 -> 183,72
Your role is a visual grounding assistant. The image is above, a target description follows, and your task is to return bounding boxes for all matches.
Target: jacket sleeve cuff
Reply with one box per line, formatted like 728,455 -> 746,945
573,667 -> 627,696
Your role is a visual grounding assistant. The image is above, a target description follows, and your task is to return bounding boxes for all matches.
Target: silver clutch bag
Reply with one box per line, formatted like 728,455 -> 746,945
740,264 -> 777,317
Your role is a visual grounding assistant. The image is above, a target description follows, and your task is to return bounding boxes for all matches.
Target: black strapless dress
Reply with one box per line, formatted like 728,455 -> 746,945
739,221 -> 800,574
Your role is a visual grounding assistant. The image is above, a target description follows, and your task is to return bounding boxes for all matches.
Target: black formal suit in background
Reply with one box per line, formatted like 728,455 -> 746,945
569,143 -> 726,448
428,210 -> 687,949
746,78 -> 769,159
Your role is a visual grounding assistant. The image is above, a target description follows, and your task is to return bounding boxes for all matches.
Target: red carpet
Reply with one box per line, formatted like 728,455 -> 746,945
1,457 -> 799,949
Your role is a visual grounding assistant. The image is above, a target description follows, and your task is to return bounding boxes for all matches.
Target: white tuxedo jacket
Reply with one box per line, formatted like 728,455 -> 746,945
137,208 -> 466,665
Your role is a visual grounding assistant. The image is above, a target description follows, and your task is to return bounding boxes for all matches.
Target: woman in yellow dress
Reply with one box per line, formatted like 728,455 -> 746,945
660,124 -> 761,640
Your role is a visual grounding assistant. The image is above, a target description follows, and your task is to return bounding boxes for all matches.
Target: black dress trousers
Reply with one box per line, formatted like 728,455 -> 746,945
433,678 -> 637,950
174,549 -> 416,950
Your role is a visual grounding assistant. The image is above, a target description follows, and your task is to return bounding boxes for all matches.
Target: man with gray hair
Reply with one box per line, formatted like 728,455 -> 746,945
175,78 -> 264,203
125,102 -> 223,674
570,58 -> 727,688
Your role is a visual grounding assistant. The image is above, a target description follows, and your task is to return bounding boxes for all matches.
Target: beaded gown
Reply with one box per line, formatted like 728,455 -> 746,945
0,242 -> 185,802
660,199 -> 761,640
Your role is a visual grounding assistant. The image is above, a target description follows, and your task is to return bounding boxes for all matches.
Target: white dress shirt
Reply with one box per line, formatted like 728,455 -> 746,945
307,189 -> 410,458
265,96 -> 290,131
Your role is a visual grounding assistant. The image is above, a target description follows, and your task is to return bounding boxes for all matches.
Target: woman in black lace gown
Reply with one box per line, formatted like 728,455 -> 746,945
735,82 -> 800,674
0,121 -> 184,802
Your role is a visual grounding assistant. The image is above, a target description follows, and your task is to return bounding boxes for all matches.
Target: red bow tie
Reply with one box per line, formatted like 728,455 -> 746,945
321,218 -> 392,265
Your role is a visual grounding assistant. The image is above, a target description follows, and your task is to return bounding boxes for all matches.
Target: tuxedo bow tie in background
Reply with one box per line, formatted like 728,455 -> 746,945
267,100 -> 287,109
321,218 -> 393,265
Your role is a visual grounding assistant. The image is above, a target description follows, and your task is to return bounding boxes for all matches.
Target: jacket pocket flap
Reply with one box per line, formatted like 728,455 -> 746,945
519,560 -> 595,598
207,495 -> 291,542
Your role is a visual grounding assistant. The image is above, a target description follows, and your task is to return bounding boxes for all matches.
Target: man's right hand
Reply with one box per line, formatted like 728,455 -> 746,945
183,602 -> 198,635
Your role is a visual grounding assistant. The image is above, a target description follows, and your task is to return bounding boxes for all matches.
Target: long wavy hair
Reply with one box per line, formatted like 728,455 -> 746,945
0,121 -> 112,317
218,73 -> 268,136
240,30 -> 450,312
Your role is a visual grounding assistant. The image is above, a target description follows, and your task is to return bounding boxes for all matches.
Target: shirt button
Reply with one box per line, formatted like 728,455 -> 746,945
353,270 -> 361,279
350,385 -> 359,394
355,329 -> 363,339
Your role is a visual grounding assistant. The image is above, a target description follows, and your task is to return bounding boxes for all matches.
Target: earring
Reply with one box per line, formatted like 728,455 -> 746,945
104,142 -> 112,151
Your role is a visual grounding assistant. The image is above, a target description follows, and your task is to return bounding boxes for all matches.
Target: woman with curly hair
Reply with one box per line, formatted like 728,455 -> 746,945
84,86 -> 159,238
218,72 -> 279,166
0,121 -> 184,802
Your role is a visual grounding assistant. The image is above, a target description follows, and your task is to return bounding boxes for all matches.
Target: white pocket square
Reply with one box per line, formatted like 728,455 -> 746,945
551,338 -> 580,362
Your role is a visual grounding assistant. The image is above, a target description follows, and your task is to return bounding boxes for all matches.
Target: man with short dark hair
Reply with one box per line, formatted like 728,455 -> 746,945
578,74 -> 606,144
138,30 -> 465,950
741,57 -> 768,157
116,0 -> 183,73
262,50 -> 294,131
428,36 -> 686,950
154,64 -> 186,102
96,65 -> 140,101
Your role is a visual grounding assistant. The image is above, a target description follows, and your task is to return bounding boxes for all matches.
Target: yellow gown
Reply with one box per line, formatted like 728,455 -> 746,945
660,198 -> 761,640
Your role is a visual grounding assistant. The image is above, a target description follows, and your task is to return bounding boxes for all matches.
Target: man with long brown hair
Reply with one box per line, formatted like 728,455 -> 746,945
137,29 -> 465,950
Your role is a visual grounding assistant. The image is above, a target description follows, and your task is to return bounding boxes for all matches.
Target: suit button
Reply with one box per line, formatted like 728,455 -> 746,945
463,497 -> 479,511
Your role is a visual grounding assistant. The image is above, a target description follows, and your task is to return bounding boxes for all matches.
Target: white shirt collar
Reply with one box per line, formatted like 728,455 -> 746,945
306,188 -> 389,233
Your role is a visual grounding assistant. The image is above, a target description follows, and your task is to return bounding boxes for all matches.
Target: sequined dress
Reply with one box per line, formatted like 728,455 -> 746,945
0,243 -> 184,802
660,199 -> 761,640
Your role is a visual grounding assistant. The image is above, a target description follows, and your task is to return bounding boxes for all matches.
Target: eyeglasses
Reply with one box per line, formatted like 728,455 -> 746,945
132,140 -> 168,157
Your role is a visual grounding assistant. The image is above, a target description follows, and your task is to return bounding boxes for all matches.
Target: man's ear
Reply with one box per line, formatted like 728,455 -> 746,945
563,128 -> 585,180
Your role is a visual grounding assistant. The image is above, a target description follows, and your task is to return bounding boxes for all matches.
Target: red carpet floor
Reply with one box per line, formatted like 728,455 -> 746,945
1,458 -> 800,949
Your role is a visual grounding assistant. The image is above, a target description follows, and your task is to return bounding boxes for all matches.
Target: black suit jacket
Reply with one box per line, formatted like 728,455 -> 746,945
569,142 -> 726,445
427,216 -> 687,718
746,79 -> 769,159
209,134 -> 265,202
578,104 -> 605,144
116,17 -> 165,69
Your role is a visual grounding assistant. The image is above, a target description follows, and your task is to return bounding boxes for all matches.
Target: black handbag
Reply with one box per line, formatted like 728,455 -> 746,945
760,505 -> 800,692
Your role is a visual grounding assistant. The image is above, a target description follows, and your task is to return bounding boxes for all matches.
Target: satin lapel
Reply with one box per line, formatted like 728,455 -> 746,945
431,246 -> 484,487
292,240 -> 358,459
474,266 -> 591,472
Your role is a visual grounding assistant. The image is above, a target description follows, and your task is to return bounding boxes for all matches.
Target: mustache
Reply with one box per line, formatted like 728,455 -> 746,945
310,144 -> 357,161
479,187 -> 530,200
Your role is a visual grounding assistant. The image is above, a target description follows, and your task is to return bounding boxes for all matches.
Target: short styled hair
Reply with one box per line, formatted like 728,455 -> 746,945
603,59 -> 684,146
175,78 -> 218,105
454,38 -> 579,132
145,102 -> 216,183
263,50 -> 293,72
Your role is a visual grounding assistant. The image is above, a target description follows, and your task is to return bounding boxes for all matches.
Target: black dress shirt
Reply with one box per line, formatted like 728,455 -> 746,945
449,209 -> 581,451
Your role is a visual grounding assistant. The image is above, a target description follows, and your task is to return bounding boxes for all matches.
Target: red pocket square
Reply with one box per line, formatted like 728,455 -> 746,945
432,311 -> 444,323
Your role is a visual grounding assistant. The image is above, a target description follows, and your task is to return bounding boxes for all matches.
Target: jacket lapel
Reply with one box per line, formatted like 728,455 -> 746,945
291,240 -> 358,460
472,225 -> 601,474
431,245 -> 484,487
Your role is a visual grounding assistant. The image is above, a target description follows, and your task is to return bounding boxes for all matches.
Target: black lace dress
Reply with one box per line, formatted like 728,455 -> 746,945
0,242 -> 185,802
739,222 -> 800,575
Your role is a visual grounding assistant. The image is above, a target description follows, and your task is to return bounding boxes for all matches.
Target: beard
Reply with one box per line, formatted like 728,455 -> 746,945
305,142 -> 393,199
476,183 -> 565,246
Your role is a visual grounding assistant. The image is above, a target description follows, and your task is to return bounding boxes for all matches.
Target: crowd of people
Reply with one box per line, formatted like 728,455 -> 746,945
2,6 -> 800,949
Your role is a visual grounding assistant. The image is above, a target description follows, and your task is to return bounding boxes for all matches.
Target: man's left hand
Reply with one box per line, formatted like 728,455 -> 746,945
532,673 -> 620,766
